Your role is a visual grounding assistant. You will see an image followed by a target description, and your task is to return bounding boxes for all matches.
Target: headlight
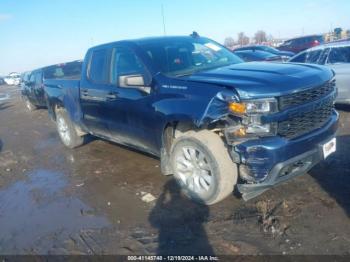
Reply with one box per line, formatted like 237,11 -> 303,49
229,98 -> 278,115
241,114 -> 277,136
225,121 -> 277,142
226,98 -> 278,141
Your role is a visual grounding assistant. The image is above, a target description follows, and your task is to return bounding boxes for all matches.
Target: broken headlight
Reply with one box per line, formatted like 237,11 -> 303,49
226,98 -> 278,141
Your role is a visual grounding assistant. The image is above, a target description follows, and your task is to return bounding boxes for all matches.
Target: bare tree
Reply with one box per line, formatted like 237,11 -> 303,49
237,32 -> 250,46
224,37 -> 235,49
254,30 -> 267,44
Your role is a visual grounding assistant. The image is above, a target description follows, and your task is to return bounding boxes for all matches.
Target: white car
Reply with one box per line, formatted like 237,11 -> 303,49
289,41 -> 350,104
4,73 -> 21,86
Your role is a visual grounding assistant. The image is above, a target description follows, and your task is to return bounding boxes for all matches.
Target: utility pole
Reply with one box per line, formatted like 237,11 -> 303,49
161,4 -> 167,36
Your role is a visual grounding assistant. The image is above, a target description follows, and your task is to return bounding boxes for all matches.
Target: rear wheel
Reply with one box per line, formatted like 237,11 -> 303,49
56,108 -> 84,148
24,97 -> 37,111
170,130 -> 237,205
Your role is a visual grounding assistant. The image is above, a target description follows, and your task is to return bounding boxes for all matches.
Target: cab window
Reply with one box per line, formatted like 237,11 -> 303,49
328,47 -> 350,64
290,52 -> 307,63
318,48 -> 330,65
29,73 -> 35,83
34,72 -> 42,84
88,49 -> 110,84
306,50 -> 322,64
110,47 -> 147,85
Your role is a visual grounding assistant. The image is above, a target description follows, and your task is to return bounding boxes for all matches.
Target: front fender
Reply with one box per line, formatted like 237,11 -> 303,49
155,89 -> 239,130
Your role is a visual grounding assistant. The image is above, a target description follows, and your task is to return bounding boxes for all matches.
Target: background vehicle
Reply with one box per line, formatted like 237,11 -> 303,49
45,35 -> 338,205
233,50 -> 282,62
278,35 -> 324,53
4,72 -> 21,85
20,71 -> 31,97
22,60 -> 82,111
234,45 -> 294,60
289,41 -> 350,104
0,76 -> 5,85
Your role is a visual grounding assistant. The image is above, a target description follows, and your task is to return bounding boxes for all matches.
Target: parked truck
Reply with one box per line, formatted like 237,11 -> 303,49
44,35 -> 338,205
22,60 -> 82,111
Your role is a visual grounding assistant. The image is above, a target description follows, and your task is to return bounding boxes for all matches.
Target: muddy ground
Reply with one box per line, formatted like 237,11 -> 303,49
0,84 -> 349,255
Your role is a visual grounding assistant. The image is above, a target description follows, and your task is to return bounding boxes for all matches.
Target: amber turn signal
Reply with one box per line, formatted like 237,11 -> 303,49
228,102 -> 246,114
233,127 -> 247,137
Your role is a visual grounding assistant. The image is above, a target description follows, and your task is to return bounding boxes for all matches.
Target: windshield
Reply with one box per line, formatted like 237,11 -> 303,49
259,46 -> 279,54
139,37 -> 243,77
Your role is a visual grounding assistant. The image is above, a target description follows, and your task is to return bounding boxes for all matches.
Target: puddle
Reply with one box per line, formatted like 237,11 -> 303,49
0,169 -> 110,253
34,135 -> 60,151
0,93 -> 10,101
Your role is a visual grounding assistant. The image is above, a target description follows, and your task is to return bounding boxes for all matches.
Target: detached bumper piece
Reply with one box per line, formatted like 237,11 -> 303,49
237,148 -> 321,201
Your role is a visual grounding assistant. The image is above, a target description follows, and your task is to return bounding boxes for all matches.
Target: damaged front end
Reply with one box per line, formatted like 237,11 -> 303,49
196,86 -> 339,202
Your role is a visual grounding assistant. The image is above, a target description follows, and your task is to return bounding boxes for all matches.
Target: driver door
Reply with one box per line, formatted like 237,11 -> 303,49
105,45 -> 158,154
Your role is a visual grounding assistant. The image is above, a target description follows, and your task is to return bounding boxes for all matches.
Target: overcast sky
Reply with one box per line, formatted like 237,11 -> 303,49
0,0 -> 349,75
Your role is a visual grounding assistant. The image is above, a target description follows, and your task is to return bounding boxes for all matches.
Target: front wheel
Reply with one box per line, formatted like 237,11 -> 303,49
170,130 -> 238,205
56,109 -> 84,148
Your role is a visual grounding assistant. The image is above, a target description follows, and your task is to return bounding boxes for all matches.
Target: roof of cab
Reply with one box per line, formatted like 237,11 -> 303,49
89,35 -> 208,50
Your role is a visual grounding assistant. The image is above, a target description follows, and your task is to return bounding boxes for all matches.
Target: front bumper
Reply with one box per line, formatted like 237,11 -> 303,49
235,110 -> 339,200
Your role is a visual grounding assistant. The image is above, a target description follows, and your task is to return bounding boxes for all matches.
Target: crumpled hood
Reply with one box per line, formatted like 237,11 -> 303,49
185,62 -> 334,99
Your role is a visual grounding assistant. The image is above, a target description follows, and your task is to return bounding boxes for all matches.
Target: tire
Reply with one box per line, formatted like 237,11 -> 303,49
24,97 -> 37,112
56,108 -> 84,148
170,130 -> 237,205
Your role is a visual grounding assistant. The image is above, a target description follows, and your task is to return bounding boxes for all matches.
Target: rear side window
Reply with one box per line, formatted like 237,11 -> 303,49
44,62 -> 82,80
236,53 -> 247,61
306,50 -> 322,63
318,48 -> 330,65
29,73 -> 35,83
292,38 -> 305,46
328,47 -> 350,64
34,71 -> 42,84
290,52 -> 307,63
88,49 -> 110,83
22,72 -> 31,82
282,40 -> 292,46
314,35 -> 324,44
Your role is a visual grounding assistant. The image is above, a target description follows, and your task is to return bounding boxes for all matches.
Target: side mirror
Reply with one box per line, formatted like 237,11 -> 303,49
119,74 -> 151,94
125,75 -> 145,86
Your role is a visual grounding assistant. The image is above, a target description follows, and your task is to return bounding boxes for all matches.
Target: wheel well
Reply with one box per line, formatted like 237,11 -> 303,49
162,120 -> 227,155
50,104 -> 63,121
162,121 -> 197,154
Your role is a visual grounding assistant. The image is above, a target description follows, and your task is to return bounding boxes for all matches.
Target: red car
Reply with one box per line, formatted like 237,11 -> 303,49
278,35 -> 324,54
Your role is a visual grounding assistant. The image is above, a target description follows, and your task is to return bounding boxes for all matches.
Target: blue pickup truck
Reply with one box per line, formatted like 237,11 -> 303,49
44,35 -> 338,204
22,60 -> 82,111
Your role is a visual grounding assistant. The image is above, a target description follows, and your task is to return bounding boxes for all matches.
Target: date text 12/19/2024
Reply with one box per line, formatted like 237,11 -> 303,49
127,255 -> 219,261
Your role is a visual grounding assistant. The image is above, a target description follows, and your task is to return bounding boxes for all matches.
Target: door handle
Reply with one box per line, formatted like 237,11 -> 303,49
105,94 -> 117,100
81,89 -> 89,97
105,92 -> 118,100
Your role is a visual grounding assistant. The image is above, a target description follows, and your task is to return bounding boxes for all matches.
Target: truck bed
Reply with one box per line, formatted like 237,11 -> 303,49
44,79 -> 84,125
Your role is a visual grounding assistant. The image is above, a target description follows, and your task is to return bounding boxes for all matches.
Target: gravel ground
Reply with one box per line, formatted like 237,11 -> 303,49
0,84 -> 349,255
